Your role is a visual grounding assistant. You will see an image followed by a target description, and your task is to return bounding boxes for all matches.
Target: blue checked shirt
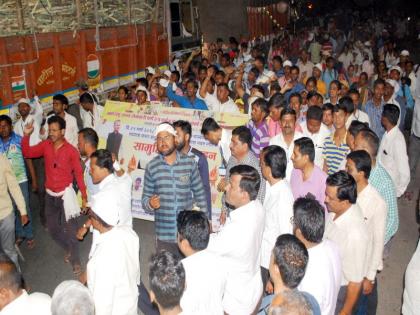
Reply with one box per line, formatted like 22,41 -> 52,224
142,152 -> 208,242
369,162 -> 398,244
364,100 -> 385,139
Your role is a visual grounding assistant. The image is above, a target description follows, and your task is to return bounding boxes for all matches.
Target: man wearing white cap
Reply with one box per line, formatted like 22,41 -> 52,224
14,98 -> 42,146
86,206 -> 140,315
142,123 -> 207,256
311,63 -> 327,97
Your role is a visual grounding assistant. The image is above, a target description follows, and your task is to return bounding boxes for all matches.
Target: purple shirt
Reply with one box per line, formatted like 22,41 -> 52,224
290,165 -> 327,209
246,120 -> 270,158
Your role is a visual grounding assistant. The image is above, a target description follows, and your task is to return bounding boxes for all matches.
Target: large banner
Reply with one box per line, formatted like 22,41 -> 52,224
96,100 -> 248,230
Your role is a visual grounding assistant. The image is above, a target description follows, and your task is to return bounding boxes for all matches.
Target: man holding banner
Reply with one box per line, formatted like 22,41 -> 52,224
141,123 -> 208,256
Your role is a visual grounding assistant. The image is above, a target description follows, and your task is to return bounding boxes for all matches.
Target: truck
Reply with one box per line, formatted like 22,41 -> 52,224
0,0 -> 202,112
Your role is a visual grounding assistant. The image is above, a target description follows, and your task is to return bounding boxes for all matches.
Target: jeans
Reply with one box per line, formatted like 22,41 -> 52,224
0,212 -> 19,269
14,181 -> 34,240
45,193 -> 80,266
354,280 -> 378,315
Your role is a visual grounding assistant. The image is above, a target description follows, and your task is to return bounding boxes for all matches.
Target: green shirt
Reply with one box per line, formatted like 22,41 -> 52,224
1,133 -> 27,183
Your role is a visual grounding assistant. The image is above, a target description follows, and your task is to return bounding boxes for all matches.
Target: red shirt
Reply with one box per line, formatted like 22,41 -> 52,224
22,136 -> 87,199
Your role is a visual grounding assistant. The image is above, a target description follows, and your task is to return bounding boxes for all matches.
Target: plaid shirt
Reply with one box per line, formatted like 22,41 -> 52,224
142,152 -> 207,242
364,100 -> 385,139
246,120 -> 270,158
369,162 -> 398,244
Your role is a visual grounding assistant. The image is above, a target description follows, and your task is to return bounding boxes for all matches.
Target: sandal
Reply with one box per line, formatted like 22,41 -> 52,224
72,264 -> 83,276
64,252 -> 71,264
15,238 -> 24,247
26,239 -> 35,249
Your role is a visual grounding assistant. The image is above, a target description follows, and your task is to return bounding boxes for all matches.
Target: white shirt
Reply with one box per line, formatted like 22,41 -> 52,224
42,112 -> 79,148
269,131 -> 304,180
297,60 -> 314,80
199,92 -> 219,112
14,115 -> 42,146
298,240 -> 342,315
89,173 -> 133,257
402,238 -> 420,315
219,98 -> 240,114
324,204 -> 369,285
87,226 -> 140,315
219,128 -> 232,166
357,184 -> 387,280
260,180 -> 294,269
81,105 -> 104,131
207,200 -> 265,315
181,250 -> 227,315
301,123 -> 331,169
378,126 -> 410,197
0,290 -> 51,315
345,110 -> 370,129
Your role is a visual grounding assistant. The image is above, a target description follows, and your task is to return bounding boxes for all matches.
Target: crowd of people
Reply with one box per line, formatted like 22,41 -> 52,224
0,7 -> 419,315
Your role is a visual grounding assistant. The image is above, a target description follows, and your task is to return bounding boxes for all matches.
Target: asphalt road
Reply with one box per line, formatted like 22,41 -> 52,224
19,168 -> 420,314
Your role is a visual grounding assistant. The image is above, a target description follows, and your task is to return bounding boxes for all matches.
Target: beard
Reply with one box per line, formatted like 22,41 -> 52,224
175,139 -> 185,151
160,144 -> 176,157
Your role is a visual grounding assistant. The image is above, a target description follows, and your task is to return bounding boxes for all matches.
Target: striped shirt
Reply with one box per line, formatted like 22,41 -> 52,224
141,152 -> 208,242
322,134 -> 350,175
246,120 -> 270,158
364,100 -> 385,139
369,162 -> 398,244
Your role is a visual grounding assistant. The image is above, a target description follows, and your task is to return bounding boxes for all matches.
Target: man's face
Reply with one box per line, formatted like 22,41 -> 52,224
225,174 -> 245,208
136,91 -> 147,104
329,83 -> 339,98
134,178 -> 142,191
52,100 -> 65,115
198,69 -> 207,82
254,60 -> 264,70
306,118 -> 321,134
289,96 -> 301,114
113,121 -> 121,132
346,133 -> 355,151
390,70 -> 400,81
77,133 -> 87,156
217,86 -> 229,103
269,106 -> 282,122
353,134 -> 371,157
48,122 -> 65,143
306,80 -> 316,92
301,50 -> 308,62
406,62 -> 413,74
384,84 -> 394,98
323,110 -> 333,127
373,83 -> 385,99
89,157 -> 108,184
333,109 -> 347,130
345,158 -> 359,180
204,130 -> 221,146
221,57 -> 230,68
349,93 -> 360,107
215,73 -> 224,85
18,103 -> 31,118
251,104 -> 265,123
118,89 -> 127,101
174,126 -> 188,151
273,59 -> 281,71
156,131 -> 176,156
247,71 -> 257,83
290,69 -> 299,82
0,121 -> 12,140
281,114 -> 296,136
291,145 -> 306,169
327,59 -> 334,69
259,153 -> 270,180
324,185 -> 341,213
230,135 -> 248,159
312,68 -> 321,78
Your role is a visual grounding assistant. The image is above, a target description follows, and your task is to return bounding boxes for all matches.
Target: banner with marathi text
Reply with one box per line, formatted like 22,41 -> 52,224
96,100 -> 248,230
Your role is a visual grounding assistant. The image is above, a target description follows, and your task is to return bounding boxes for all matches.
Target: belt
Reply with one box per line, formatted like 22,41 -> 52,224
46,188 -> 65,197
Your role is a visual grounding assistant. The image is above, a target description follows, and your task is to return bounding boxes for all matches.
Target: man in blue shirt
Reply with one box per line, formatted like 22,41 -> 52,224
257,234 -> 321,315
0,115 -> 34,248
283,66 -> 305,102
166,80 -> 208,110
142,123 -> 207,256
